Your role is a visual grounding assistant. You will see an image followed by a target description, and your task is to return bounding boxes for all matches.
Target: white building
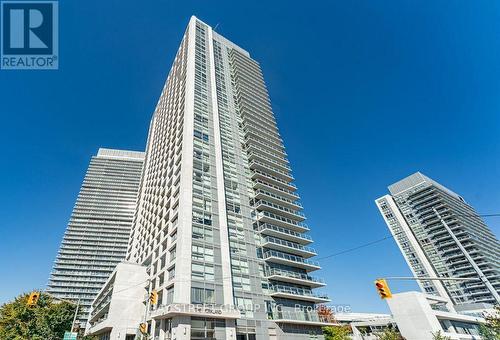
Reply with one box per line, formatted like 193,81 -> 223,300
387,292 -> 484,339
345,292 -> 485,340
375,172 -> 500,308
88,16 -> 332,340
47,148 -> 145,327
86,262 -> 148,340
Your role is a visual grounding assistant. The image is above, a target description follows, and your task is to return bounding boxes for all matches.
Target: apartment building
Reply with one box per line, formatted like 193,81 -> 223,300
87,16 -> 331,340
47,148 -> 144,327
376,172 -> 500,309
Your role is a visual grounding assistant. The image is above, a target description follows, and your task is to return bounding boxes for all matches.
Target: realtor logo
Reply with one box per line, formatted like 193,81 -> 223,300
1,1 -> 58,69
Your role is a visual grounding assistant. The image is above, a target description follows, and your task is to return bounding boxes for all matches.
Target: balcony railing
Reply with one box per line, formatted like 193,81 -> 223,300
269,285 -> 329,301
264,250 -> 320,270
266,268 -> 325,285
257,223 -> 312,244
267,310 -> 336,324
250,161 -> 294,183
263,236 -> 316,256
254,189 -> 302,209
254,200 -> 305,221
257,211 -> 309,232
253,179 -> 298,199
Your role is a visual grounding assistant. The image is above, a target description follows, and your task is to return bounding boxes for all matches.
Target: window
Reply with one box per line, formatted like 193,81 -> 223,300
168,266 -> 175,280
191,287 -> 215,304
190,318 -> 224,340
192,244 -> 214,262
170,247 -> 176,262
235,297 -> 254,318
166,287 -> 174,304
194,130 -> 209,142
232,276 -> 250,291
192,263 -> 214,281
192,225 -> 213,242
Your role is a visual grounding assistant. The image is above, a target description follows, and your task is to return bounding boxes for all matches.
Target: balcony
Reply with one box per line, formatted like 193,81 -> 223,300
247,151 -> 290,173
268,310 -> 337,326
257,211 -> 309,233
243,124 -> 283,146
244,135 -> 284,154
244,130 -> 284,152
250,161 -> 294,183
246,144 -> 288,165
254,189 -> 302,210
254,200 -> 305,222
264,250 -> 320,272
90,296 -> 111,319
257,223 -> 312,245
269,285 -> 330,303
266,268 -> 325,288
251,170 -> 295,188
262,236 -> 316,258
253,179 -> 298,200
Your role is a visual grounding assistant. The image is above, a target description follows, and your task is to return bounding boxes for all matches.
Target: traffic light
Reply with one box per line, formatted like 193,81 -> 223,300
149,289 -> 158,305
139,322 -> 148,335
27,291 -> 40,307
374,279 -> 392,299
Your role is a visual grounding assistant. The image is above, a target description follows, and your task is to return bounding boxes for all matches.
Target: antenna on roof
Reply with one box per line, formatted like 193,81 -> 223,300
214,23 -> 220,31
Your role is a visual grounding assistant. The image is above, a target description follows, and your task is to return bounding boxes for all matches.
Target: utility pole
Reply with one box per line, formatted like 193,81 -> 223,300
432,208 -> 500,305
43,292 -> 80,336
140,278 -> 151,340
71,299 -> 80,332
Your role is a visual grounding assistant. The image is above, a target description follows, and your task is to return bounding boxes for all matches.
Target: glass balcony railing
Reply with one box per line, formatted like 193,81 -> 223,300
255,200 -> 305,220
250,161 -> 293,181
257,223 -> 312,242
246,143 -> 288,164
253,179 -> 297,197
254,189 -> 302,208
257,211 -> 309,231
267,310 -> 335,324
266,268 -> 324,284
263,236 -> 316,254
264,250 -> 320,268
269,285 -> 329,300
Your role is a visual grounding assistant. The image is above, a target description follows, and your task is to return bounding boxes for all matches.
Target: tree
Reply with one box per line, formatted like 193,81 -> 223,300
431,330 -> 451,340
0,291 -> 76,340
479,305 -> 500,340
322,325 -> 352,340
375,328 -> 405,340
317,304 -> 335,323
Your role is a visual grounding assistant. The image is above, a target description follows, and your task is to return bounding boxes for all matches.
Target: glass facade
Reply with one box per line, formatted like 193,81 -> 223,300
125,16 -> 331,339
376,172 -> 500,306
47,148 -> 144,327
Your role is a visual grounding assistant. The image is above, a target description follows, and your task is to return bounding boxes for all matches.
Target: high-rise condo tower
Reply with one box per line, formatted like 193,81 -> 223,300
376,172 -> 500,310
47,148 -> 144,327
99,16 -> 331,340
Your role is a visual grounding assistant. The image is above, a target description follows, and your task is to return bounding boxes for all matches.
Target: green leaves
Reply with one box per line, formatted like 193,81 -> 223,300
0,291 -> 76,340
479,305 -> 500,340
431,330 -> 451,340
323,325 -> 352,340
374,328 -> 404,340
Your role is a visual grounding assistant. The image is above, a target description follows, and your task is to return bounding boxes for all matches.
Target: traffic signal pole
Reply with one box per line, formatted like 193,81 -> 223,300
432,208 -> 500,305
140,278 -> 152,340
384,276 -> 481,282
71,299 -> 80,332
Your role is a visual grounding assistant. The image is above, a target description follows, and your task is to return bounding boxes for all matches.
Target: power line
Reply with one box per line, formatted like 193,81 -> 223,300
96,212 -> 500,288
315,234 -> 396,261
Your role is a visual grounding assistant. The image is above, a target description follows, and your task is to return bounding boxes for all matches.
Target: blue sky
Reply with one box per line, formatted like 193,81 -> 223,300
1,0 -> 500,313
